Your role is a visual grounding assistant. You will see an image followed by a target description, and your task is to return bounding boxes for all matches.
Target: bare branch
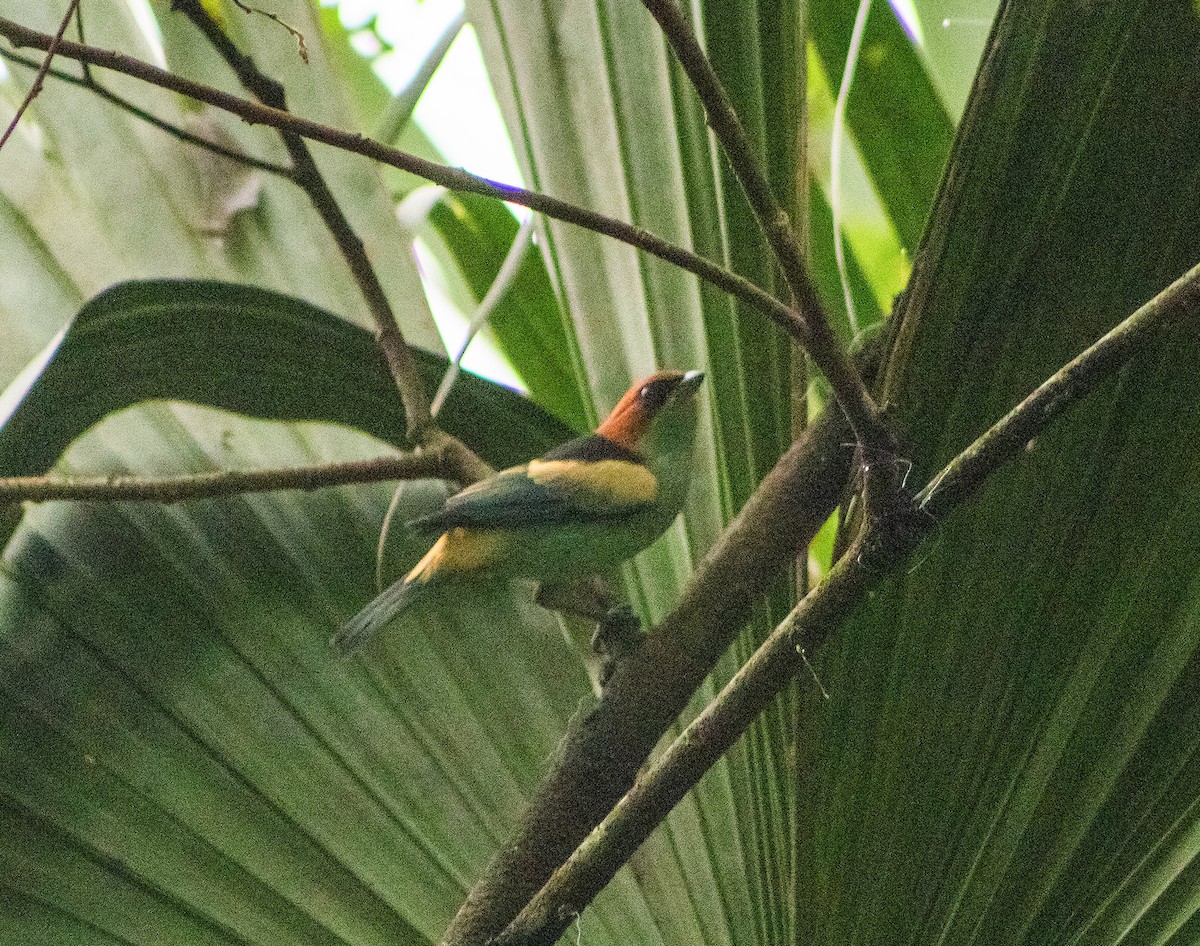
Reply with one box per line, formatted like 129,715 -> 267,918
917,258 -> 1200,518
0,453 -> 455,504
0,18 -> 802,348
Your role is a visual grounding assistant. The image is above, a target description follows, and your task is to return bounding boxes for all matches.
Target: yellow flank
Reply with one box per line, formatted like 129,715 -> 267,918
525,459 -> 657,510
405,527 -> 509,583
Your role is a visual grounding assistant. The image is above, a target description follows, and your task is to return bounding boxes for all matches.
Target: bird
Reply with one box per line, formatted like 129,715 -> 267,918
334,369 -> 705,654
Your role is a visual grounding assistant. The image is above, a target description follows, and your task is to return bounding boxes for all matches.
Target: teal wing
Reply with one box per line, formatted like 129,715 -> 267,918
410,435 -> 658,532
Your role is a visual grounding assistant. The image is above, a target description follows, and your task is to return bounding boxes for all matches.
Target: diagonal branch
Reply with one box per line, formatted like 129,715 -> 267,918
496,530 -> 876,946
171,0 -> 433,442
0,18 -> 805,357
916,259 -> 1200,516
492,258 -> 1200,945
0,0 -> 79,151
438,337 -> 885,946
638,0 -> 888,451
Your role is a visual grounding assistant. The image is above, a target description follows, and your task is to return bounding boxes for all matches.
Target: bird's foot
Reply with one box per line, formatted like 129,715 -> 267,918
592,604 -> 645,686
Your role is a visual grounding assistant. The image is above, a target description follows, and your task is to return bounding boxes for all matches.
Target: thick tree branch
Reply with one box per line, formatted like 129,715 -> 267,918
0,452 -> 456,504
0,18 -> 804,355
638,0 -> 888,451
491,259 -> 1200,944
441,360 -> 873,945
169,0 -> 434,441
495,532 -> 877,946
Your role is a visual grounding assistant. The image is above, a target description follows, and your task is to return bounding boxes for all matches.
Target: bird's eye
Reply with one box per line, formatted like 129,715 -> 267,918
638,377 -> 678,411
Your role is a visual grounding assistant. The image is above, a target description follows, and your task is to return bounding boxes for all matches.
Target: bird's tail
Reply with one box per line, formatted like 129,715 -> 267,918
333,539 -> 445,655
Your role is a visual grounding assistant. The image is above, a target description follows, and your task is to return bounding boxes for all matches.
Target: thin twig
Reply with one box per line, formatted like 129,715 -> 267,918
0,48 -> 293,177
491,259 -> 1200,945
0,0 -> 80,151
0,18 -> 802,349
637,0 -> 888,451
0,452 -> 456,504
171,0 -> 433,441
229,0 -> 308,63
432,215 -> 537,417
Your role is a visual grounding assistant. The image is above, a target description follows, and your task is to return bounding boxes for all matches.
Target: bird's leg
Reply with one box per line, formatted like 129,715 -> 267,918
535,579 -> 646,684
592,602 -> 644,676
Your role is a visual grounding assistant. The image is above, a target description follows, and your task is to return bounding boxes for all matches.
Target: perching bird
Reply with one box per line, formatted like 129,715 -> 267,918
335,370 -> 705,654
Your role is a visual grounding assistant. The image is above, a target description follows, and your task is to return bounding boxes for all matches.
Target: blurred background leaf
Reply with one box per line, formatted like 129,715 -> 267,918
797,3 -> 1200,944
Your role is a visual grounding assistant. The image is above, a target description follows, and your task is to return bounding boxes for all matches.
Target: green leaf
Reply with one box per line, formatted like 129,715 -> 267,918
796,3 -> 1200,943
0,283 -> 578,946
0,3 -> 615,944
809,0 -> 955,252
0,0 -> 442,380
1,437 -> 585,945
0,279 -> 572,479
912,0 -> 1003,120
5,0 -> 1199,943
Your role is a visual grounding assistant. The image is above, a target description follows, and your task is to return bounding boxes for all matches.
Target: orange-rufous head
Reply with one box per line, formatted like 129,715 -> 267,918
596,370 -> 705,452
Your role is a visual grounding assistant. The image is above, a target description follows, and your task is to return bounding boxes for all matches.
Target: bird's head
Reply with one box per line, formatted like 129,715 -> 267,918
596,370 -> 705,464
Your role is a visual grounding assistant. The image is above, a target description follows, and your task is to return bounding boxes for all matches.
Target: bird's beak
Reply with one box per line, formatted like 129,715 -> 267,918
676,369 -> 700,398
